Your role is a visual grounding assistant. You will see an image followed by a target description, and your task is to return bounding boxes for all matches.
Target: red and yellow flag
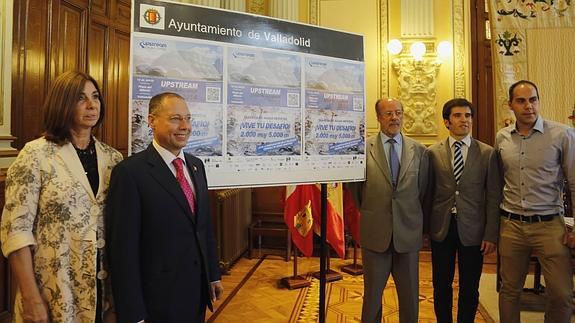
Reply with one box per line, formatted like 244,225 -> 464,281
284,185 -> 315,257
283,184 -> 346,258
311,183 -> 345,259
343,186 -> 361,244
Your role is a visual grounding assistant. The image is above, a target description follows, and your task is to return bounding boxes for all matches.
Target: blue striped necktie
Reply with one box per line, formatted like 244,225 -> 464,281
453,141 -> 464,184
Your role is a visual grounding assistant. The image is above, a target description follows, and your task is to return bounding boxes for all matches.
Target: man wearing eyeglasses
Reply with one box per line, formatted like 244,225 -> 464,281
350,98 -> 429,323
107,92 -> 223,323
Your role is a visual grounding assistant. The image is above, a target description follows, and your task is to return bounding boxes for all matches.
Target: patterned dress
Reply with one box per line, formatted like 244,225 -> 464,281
0,137 -> 122,323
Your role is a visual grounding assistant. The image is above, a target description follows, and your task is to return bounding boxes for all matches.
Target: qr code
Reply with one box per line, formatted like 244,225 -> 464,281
287,92 -> 300,107
206,87 -> 221,103
352,98 -> 364,111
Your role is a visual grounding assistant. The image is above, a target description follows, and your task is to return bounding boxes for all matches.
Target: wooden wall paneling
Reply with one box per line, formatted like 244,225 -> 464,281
11,0 -> 51,149
87,19 -> 108,91
91,0 -> 108,17
104,29 -> 130,155
11,0 -> 132,152
113,0 -> 131,28
50,0 -> 89,78
252,186 -> 285,219
87,16 -> 109,141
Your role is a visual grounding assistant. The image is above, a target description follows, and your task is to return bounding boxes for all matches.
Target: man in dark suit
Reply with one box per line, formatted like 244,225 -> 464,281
427,98 -> 501,323
350,98 -> 429,323
107,92 -> 223,323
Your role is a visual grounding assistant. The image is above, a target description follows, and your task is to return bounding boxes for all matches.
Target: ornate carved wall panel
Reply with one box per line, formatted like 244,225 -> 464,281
453,0 -> 466,98
379,0 -> 389,101
392,57 -> 441,136
247,0 -> 266,15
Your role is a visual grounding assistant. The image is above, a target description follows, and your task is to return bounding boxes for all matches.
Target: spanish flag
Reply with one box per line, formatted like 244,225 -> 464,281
343,186 -> 361,244
284,185 -> 315,257
283,184 -> 346,258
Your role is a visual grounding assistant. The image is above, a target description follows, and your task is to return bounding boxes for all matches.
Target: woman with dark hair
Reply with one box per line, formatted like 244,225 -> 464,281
1,71 -> 123,322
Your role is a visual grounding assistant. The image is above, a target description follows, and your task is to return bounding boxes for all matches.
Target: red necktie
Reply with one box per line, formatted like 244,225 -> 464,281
172,158 -> 196,215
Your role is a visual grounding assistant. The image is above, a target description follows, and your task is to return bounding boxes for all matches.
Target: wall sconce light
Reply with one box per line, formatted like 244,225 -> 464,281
387,39 -> 403,55
387,39 -> 452,60
409,42 -> 426,61
437,41 -> 453,59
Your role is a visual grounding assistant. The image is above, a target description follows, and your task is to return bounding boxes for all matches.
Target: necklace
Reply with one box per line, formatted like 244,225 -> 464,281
74,137 -> 99,195
73,137 -> 95,156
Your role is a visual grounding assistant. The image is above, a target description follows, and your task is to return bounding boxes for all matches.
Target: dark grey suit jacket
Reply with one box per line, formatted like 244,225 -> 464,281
427,138 -> 502,245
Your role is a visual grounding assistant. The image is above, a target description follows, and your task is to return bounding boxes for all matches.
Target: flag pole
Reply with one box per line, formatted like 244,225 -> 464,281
319,183 -> 327,323
341,240 -> 363,275
315,184 -> 344,322
280,243 -> 310,290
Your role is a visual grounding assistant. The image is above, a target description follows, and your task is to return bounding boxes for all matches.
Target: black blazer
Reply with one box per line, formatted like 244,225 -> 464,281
106,145 -> 220,323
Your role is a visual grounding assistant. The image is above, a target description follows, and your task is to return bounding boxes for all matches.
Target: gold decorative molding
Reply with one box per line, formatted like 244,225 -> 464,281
247,0 -> 266,15
453,0 -> 466,98
0,1 -> 6,125
392,57 -> 441,136
308,0 -> 318,25
379,0 -> 389,99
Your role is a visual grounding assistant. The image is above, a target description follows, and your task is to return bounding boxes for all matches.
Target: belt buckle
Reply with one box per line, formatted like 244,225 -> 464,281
533,215 -> 542,223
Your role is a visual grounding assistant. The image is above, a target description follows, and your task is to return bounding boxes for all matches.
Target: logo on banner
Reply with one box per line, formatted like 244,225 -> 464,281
140,4 -> 165,30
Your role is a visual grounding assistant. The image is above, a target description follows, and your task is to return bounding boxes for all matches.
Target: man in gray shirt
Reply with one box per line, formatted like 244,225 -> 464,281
495,80 -> 575,323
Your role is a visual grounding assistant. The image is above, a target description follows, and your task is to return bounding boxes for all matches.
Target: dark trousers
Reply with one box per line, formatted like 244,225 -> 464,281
431,217 -> 483,323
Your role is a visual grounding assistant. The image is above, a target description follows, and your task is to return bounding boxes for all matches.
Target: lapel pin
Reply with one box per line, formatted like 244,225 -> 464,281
193,165 -> 197,172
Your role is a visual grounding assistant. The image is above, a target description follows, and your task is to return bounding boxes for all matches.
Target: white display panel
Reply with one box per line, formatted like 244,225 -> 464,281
131,0 -> 366,188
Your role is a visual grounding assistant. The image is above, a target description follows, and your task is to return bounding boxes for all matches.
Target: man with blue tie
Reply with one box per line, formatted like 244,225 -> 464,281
350,98 -> 429,323
107,92 -> 223,322
427,98 -> 501,323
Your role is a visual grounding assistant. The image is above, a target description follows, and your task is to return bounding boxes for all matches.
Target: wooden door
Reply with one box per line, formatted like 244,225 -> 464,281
471,0 -> 495,145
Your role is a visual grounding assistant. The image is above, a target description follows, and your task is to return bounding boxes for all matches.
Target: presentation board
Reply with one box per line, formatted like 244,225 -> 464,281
130,0 -> 366,189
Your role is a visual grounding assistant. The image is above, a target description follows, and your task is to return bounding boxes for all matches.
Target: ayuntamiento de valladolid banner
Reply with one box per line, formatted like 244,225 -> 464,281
130,0 -> 366,189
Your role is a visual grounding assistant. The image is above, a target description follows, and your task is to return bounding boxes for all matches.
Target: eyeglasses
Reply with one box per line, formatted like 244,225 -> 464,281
154,114 -> 192,124
380,110 -> 403,118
